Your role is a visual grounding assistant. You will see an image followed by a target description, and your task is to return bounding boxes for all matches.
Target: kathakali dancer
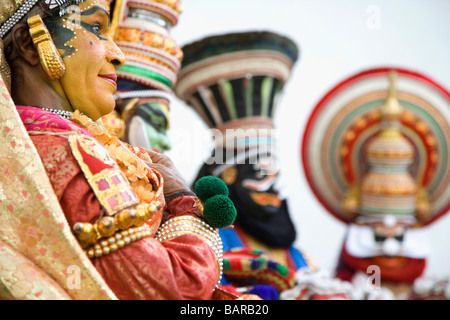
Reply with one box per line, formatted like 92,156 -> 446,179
302,68 -> 450,299
101,0 -> 182,152
175,31 -> 313,299
0,0 -> 236,300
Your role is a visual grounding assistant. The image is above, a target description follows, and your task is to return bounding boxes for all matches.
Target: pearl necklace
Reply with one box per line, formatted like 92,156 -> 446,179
42,108 -> 72,120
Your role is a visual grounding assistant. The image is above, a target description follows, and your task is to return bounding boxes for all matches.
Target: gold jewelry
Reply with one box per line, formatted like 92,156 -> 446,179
101,109 -> 127,139
72,203 -> 159,248
27,15 -> 65,80
64,110 -> 165,257
155,215 -> 223,288
82,224 -> 153,258
115,27 -> 183,62
71,110 -> 160,204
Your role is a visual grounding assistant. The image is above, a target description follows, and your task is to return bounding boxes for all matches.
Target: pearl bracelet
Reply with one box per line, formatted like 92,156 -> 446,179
155,215 -> 224,288
84,224 -> 152,258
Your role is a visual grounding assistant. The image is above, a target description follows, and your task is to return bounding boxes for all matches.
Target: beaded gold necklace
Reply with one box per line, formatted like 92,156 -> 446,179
72,110 -> 161,199
67,109 -> 165,257
71,109 -> 164,203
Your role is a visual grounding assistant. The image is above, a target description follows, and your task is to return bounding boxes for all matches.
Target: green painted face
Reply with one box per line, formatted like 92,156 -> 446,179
134,101 -> 172,152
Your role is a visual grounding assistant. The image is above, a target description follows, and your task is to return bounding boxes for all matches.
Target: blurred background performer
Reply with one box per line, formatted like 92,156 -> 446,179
302,68 -> 450,299
175,31 -> 314,299
104,0 -> 183,152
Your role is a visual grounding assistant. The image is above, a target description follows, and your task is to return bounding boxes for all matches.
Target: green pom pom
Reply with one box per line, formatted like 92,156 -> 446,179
194,176 -> 228,202
203,194 -> 236,228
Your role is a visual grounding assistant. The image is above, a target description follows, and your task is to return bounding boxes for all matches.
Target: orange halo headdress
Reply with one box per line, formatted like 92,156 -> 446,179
302,67 -> 450,228
302,67 -> 450,284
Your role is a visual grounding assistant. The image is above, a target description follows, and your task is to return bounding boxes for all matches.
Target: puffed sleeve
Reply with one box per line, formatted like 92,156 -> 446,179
90,194 -> 220,300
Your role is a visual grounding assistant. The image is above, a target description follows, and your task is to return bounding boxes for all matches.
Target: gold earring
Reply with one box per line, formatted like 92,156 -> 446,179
27,15 -> 65,80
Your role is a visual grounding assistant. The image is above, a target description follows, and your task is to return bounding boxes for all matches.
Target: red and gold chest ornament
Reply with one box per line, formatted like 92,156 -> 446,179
69,110 -> 165,258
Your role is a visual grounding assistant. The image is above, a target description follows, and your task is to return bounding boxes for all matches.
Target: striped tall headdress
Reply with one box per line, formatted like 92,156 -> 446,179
175,31 -> 301,249
175,31 -> 298,150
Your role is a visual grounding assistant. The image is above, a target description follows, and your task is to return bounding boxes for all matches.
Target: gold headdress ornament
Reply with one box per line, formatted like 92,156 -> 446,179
380,71 -> 403,120
0,0 -> 84,39
362,76 -> 415,215
27,14 -> 65,79
0,0 -> 86,83
343,71 -> 419,223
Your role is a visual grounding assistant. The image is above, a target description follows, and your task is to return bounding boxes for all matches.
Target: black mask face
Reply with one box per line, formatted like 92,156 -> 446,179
194,150 -> 297,247
225,156 -> 281,219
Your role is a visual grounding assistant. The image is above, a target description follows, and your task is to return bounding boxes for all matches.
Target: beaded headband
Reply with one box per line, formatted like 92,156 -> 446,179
0,0 -> 84,38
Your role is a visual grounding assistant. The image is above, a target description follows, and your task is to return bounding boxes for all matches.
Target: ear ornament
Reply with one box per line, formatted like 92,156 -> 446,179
27,15 -> 65,80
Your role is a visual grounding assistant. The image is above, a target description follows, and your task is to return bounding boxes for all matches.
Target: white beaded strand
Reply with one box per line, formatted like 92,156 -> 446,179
0,0 -> 87,39
0,0 -> 39,38
42,107 -> 72,119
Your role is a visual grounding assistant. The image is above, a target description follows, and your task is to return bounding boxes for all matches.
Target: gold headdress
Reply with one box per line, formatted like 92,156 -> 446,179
344,71 -> 424,224
0,0 -> 85,84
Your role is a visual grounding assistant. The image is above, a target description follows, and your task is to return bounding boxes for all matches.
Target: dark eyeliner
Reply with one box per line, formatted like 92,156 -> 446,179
66,5 -> 110,41
79,20 -> 107,40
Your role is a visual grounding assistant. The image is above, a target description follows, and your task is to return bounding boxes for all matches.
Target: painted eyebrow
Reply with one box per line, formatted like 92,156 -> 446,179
79,6 -> 111,26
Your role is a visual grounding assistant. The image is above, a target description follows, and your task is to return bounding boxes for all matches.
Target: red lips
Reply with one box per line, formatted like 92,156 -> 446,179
99,73 -> 117,89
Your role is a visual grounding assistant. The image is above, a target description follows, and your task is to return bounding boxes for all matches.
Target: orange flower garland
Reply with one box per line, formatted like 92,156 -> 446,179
70,110 -> 165,256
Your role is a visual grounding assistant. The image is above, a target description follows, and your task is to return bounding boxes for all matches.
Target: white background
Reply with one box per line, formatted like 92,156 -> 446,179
165,0 -> 450,278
